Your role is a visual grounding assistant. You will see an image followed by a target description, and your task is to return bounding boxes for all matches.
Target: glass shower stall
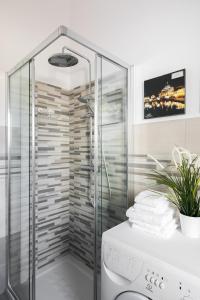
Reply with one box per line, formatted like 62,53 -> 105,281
6,26 -> 129,300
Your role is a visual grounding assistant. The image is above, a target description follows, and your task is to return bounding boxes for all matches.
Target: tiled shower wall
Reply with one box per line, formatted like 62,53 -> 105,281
35,82 -> 71,269
35,77 -> 127,271
68,78 -> 127,267
35,81 -> 96,269
68,84 -> 95,268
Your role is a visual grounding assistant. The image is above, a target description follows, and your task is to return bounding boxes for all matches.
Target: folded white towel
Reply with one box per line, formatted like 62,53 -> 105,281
126,206 -> 134,218
134,202 -> 169,214
135,190 -> 168,208
126,190 -> 178,238
128,207 -> 175,227
131,219 -> 178,239
134,202 -> 174,215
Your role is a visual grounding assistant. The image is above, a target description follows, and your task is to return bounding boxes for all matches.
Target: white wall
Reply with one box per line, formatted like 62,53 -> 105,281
69,0 -> 200,124
0,0 -> 71,71
69,0 -> 200,64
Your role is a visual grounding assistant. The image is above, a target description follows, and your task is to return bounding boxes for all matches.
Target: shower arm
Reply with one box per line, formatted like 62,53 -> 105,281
62,46 -> 92,95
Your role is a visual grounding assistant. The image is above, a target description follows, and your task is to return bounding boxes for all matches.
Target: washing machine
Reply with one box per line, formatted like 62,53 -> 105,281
101,221 -> 200,300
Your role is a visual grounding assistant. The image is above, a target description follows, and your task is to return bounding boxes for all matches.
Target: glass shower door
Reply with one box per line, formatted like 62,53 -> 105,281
95,55 -> 128,300
8,61 -> 34,300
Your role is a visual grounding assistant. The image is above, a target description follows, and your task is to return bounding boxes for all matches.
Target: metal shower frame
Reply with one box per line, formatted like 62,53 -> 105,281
6,25 -> 131,300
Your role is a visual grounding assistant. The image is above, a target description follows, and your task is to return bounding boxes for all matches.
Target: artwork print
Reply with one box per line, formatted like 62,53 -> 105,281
144,69 -> 185,119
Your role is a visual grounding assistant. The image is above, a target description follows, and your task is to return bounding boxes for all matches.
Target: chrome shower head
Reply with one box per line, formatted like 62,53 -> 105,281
78,95 -> 94,104
78,95 -> 94,115
48,53 -> 78,67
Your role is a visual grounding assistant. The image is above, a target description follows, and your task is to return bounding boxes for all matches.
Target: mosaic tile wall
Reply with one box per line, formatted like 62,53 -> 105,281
68,76 -> 128,269
68,84 -> 95,268
35,82 -> 71,269
35,76 -> 128,270
35,81 -> 96,269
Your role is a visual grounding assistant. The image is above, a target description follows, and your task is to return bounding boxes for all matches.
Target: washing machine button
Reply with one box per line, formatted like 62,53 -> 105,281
154,279 -> 159,287
159,282 -> 165,289
145,274 -> 151,281
150,276 -> 155,283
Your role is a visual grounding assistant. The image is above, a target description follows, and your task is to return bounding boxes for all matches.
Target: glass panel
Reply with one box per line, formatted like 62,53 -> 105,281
8,62 -> 32,300
95,56 -> 128,300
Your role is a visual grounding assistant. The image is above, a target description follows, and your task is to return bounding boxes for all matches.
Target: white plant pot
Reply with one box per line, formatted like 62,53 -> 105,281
180,213 -> 200,238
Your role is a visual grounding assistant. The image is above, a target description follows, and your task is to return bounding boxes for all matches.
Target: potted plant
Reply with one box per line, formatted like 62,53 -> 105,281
149,155 -> 200,238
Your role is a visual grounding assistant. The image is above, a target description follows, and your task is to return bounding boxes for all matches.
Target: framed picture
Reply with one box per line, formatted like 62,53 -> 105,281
144,69 -> 186,119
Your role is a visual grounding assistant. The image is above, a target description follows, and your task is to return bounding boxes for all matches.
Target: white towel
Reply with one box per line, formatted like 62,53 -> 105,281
128,207 -> 175,227
134,202 -> 169,214
126,190 -> 178,238
126,206 -> 134,218
134,202 -> 173,215
135,190 -> 168,208
131,219 -> 178,239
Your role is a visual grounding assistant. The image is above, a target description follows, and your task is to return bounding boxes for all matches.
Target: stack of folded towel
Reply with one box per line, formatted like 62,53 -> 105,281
126,190 -> 178,239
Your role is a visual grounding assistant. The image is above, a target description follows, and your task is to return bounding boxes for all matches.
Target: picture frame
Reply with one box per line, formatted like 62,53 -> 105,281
144,69 -> 186,119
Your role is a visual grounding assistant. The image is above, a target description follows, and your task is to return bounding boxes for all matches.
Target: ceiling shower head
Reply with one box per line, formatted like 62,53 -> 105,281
48,53 -> 78,67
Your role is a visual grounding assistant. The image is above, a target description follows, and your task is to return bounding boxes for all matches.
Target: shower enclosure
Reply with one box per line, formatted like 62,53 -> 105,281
6,26 -> 129,300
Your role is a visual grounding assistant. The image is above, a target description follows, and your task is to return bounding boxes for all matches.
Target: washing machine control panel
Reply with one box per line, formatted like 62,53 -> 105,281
102,226 -> 200,300
102,243 -> 200,300
140,261 -> 200,300
144,271 -> 165,290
